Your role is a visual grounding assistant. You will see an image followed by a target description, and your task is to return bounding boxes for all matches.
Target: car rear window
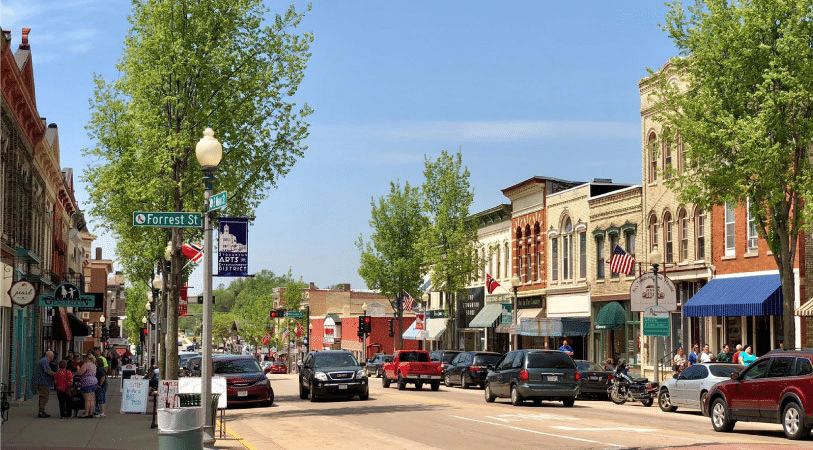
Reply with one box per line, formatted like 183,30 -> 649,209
474,354 -> 501,366
576,361 -> 603,372
401,352 -> 430,363
383,355 -> 393,362
441,353 -> 459,363
214,358 -> 262,374
709,365 -> 742,378
796,357 -> 813,376
527,352 -> 576,369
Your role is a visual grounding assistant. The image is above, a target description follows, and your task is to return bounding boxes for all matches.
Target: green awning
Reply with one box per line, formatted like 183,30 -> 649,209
595,301 -> 626,330
468,303 -> 505,328
326,313 -> 342,322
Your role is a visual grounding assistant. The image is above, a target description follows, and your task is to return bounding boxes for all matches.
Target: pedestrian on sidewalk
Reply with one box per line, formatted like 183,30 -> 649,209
77,354 -> 97,418
54,359 -> 74,419
34,350 -> 56,418
95,360 -> 108,417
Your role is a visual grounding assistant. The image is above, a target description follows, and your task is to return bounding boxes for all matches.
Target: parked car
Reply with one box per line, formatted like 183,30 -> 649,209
365,354 -> 393,377
260,361 -> 273,374
658,362 -> 743,413
484,349 -> 580,407
382,350 -> 443,391
704,350 -> 813,440
443,351 -> 502,389
429,350 -> 462,374
178,352 -> 199,377
299,350 -> 369,401
574,360 -> 613,398
212,354 -> 274,407
270,361 -> 287,374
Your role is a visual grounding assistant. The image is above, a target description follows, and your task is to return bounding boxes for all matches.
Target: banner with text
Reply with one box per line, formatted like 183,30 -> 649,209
217,217 -> 249,277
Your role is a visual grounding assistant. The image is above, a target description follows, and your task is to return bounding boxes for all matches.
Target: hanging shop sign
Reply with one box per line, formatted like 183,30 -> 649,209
9,279 -> 37,306
39,282 -> 95,308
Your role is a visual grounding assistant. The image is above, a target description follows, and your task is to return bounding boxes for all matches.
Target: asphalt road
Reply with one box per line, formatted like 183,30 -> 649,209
222,373 -> 813,450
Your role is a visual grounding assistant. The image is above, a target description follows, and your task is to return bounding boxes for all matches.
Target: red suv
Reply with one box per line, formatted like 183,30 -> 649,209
704,349 -> 813,439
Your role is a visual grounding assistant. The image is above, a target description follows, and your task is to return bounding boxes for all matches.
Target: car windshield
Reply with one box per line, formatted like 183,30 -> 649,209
576,361 -> 603,372
527,352 -> 576,369
214,358 -> 262,374
709,364 -> 743,378
314,353 -> 359,368
474,354 -> 501,366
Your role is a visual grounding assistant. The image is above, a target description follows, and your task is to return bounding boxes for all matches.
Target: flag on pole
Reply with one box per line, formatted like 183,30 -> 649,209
181,242 -> 204,263
486,273 -> 501,294
262,332 -> 271,346
295,322 -> 304,338
402,291 -> 415,312
281,327 -> 290,341
609,245 -> 636,275
419,277 -> 432,292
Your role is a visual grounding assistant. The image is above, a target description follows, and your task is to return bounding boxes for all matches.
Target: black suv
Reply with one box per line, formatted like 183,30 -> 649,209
299,350 -> 369,401
444,351 -> 502,389
365,354 -> 393,377
484,349 -> 580,407
430,350 -> 462,375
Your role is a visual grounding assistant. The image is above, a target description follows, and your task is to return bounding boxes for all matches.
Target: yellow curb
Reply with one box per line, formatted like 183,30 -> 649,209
219,419 -> 258,450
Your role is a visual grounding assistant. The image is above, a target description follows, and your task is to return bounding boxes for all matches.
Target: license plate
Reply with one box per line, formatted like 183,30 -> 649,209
338,384 -> 348,390
589,376 -> 599,381
237,390 -> 248,397
546,375 -> 558,382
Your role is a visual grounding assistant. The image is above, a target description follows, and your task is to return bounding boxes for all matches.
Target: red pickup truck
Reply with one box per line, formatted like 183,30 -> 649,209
382,350 -> 443,391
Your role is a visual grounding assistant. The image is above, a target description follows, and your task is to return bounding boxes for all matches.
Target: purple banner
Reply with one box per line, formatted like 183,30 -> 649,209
217,217 -> 249,277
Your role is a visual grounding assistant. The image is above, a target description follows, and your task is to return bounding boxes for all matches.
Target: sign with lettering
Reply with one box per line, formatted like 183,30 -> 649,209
121,379 -> 149,414
8,280 -> 36,306
630,273 -> 677,312
217,217 -> 249,277
501,303 -> 512,325
518,296 -> 544,309
456,286 -> 484,329
39,282 -> 95,307
133,212 -> 202,228
158,380 -> 180,409
178,377 -> 228,409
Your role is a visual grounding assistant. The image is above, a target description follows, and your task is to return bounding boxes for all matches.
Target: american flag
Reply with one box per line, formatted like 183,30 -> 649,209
609,245 -> 636,275
402,291 -> 415,312
295,322 -> 304,338
281,327 -> 289,341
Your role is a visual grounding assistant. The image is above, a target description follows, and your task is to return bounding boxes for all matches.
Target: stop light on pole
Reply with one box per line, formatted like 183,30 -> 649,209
359,315 -> 371,334
388,319 -> 394,337
140,328 -> 148,343
269,309 -> 285,319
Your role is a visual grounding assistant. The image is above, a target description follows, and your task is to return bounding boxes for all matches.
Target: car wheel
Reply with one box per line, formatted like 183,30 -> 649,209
265,388 -> 275,406
299,383 -> 308,400
430,381 -> 440,391
533,399 -> 542,406
479,382 -> 485,390
710,398 -> 735,432
444,374 -> 452,387
562,397 -> 575,407
510,385 -> 523,406
699,391 -> 708,413
377,368 -> 384,378
641,398 -> 654,407
359,390 -> 369,401
397,373 -> 406,390
309,385 -> 318,403
658,389 -> 677,412
782,402 -> 811,440
461,372 -> 469,389
484,383 -> 496,403
415,382 -> 423,390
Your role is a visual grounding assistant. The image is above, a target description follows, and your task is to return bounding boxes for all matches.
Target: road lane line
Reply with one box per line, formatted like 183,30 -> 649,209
551,426 -> 656,432
452,415 -> 625,447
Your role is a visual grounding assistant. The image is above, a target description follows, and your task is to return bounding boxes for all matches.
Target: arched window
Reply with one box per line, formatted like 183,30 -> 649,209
663,130 -> 673,179
562,218 -> 573,280
495,245 -> 501,280
664,211 -> 673,263
524,225 -> 532,282
504,242 -> 510,279
725,202 -> 735,256
696,209 -> 706,259
649,214 -> 658,253
534,222 -> 542,282
648,132 -> 658,183
678,209 -> 689,262
516,228 -> 523,281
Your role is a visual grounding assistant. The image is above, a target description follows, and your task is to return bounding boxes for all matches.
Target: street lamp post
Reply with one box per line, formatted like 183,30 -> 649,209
142,316 -> 148,368
152,274 -> 164,373
649,247 -> 663,383
421,293 -> 429,352
196,128 -> 222,448
510,275 -> 520,351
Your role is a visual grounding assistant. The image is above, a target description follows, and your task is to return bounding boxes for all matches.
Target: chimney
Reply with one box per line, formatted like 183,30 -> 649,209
19,28 -> 30,50
96,247 -> 102,260
344,283 -> 350,292
309,282 -> 316,290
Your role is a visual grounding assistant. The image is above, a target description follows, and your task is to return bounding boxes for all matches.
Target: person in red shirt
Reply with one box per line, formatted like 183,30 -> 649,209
731,344 -> 743,366
54,360 -> 74,419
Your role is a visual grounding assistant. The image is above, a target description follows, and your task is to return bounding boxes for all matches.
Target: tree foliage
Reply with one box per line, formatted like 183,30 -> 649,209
82,0 -> 313,378
651,0 -> 813,346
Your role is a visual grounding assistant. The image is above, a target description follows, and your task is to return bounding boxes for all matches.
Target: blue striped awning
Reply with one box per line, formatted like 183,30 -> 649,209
682,274 -> 783,318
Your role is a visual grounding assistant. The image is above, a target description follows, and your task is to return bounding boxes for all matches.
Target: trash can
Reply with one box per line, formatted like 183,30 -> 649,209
157,406 -> 203,450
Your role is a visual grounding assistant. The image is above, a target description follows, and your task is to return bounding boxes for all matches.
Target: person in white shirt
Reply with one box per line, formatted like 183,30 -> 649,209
699,344 -> 713,363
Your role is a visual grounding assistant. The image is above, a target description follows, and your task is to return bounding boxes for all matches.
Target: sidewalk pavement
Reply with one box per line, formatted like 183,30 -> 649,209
1,378 -> 247,450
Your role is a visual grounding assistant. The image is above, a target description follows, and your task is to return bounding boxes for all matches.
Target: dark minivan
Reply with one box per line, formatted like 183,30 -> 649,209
444,351 -> 502,389
484,349 -> 580,407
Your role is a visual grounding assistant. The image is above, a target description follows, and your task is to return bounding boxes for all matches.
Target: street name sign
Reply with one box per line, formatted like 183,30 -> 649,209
643,305 -> 670,337
210,192 -> 227,211
133,212 -> 202,228
284,311 -> 305,318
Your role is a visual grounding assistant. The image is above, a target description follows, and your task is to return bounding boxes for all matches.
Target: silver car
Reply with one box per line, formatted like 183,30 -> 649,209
658,363 -> 743,413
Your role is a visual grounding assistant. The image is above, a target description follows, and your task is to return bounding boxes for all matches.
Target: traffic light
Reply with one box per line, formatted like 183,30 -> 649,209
358,315 -> 371,334
357,328 -> 364,339
269,308 -> 286,319
388,319 -> 394,337
140,328 -> 148,343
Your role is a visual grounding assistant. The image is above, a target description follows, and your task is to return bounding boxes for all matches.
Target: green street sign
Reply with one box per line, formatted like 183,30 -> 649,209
133,212 -> 202,228
210,192 -> 227,211
643,305 -> 670,337
285,311 -> 305,318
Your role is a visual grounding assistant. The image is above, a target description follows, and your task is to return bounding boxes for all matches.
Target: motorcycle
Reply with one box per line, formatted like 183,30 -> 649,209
607,360 -> 658,406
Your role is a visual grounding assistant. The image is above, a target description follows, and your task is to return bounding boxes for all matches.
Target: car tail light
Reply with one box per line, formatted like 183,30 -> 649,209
575,372 -> 581,381
607,374 -> 613,381
519,369 -> 529,381
469,366 -> 485,372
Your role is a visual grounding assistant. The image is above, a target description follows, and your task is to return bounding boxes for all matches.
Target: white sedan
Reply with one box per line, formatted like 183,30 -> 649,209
658,363 -> 743,413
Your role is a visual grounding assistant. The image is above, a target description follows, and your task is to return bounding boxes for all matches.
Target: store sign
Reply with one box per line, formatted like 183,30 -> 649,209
39,282 -> 95,308
217,217 -> 249,277
630,273 -> 677,312
9,280 -> 36,306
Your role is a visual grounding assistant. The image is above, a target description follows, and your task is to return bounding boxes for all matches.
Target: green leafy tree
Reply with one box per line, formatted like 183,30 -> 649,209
232,270 -> 294,347
418,151 -> 480,347
357,181 -> 426,349
651,0 -> 813,347
82,0 -> 313,378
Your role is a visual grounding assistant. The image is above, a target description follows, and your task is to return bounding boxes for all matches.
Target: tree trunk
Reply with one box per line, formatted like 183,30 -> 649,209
779,251 -> 796,349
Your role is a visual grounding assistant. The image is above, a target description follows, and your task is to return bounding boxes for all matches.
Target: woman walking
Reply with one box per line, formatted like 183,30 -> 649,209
76,355 -> 98,418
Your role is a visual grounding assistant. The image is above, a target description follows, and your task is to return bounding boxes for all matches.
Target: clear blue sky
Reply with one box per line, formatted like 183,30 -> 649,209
2,1 -> 679,291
